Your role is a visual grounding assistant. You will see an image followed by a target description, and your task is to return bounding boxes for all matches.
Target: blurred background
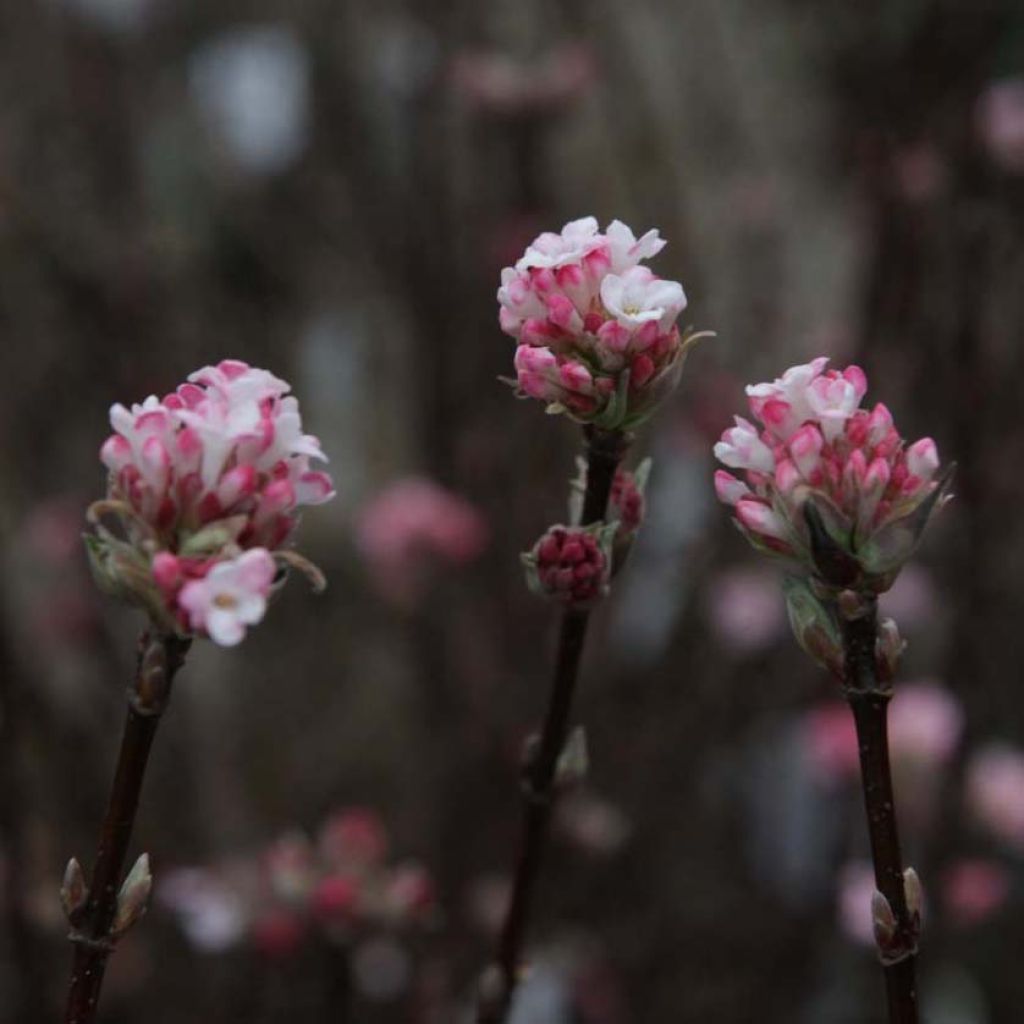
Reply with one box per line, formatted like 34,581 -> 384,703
2,1 -> 1024,1021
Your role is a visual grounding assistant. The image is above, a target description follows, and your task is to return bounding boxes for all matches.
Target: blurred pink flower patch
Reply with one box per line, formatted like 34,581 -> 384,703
355,477 -> 488,605
451,43 -> 595,116
804,702 -> 859,782
966,744 -> 1024,849
976,77 -> 1024,173
888,681 -> 963,767
837,861 -> 877,946
705,567 -> 787,654
805,681 -> 961,784
942,859 -> 1011,927
319,807 -> 390,870
878,563 -> 938,632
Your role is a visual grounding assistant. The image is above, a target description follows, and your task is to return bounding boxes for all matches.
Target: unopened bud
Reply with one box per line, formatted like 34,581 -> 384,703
556,727 -> 589,788
110,853 -> 152,939
903,866 -> 923,925
60,857 -> 89,925
783,575 -> 842,675
522,523 -> 614,608
837,589 -> 870,621
876,618 -> 906,682
871,889 -> 897,949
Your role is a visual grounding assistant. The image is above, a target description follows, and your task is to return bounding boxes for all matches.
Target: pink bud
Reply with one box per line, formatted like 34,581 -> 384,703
528,525 -> 608,606
789,424 -> 824,481
774,458 -> 802,494
311,875 -> 359,921
906,438 -> 939,482
714,470 -> 750,506
631,353 -> 656,388
152,552 -> 182,593
735,498 -> 789,542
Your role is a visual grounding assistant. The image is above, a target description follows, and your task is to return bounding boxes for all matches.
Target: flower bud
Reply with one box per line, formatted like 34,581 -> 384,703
876,618 -> 906,682
871,889 -> 898,950
521,523 -> 615,608
903,866 -> 924,928
60,857 -> 89,926
555,726 -> 589,788
110,853 -> 152,940
783,575 -> 842,676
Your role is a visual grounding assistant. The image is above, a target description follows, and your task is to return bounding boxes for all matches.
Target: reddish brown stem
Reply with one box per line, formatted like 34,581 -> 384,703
841,600 -> 919,1024
477,427 -> 628,1024
63,630 -> 189,1024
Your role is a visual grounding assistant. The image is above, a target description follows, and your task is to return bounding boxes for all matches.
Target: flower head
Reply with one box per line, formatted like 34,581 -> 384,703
713,358 -> 950,591
499,217 -> 708,429
86,360 -> 334,644
522,524 -> 614,608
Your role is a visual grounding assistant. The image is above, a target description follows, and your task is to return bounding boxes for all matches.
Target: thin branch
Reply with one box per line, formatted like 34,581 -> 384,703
477,426 -> 628,1024
63,630 -> 189,1024
841,598 -> 919,1024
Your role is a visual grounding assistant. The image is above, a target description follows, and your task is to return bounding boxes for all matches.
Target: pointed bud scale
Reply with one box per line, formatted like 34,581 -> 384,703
903,867 -> 924,925
556,726 -> 589,788
876,617 -> 906,682
110,853 -> 153,939
783,575 -> 842,675
60,857 -> 89,925
871,889 -> 898,949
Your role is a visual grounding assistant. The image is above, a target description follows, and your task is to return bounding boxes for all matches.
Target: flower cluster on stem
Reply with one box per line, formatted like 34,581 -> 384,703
87,360 -> 335,645
714,358 -> 950,593
499,217 -> 708,429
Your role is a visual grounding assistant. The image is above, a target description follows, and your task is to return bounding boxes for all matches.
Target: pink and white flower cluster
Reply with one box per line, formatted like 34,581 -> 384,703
90,360 -> 334,645
158,807 -> 436,963
499,217 -> 700,429
713,358 -> 948,587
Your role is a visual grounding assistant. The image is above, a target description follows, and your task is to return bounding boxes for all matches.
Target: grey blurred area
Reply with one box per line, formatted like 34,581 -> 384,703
2,1 -> 1024,1021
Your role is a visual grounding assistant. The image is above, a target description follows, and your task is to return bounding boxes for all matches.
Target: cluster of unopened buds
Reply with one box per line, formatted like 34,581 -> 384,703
85,360 -> 335,646
159,807 -> 436,960
522,524 -> 613,608
714,358 -> 951,594
499,217 -> 709,429
523,462 -> 650,609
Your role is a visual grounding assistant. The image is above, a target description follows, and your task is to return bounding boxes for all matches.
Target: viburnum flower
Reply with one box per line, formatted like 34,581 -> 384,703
85,359 -> 335,645
176,549 -> 276,647
713,358 -> 951,592
521,524 -> 615,608
498,217 -> 708,429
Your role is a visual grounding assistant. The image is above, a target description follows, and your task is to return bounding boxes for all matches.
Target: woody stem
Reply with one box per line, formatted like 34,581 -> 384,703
841,599 -> 919,1024
476,426 -> 627,1024
63,631 -> 189,1024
